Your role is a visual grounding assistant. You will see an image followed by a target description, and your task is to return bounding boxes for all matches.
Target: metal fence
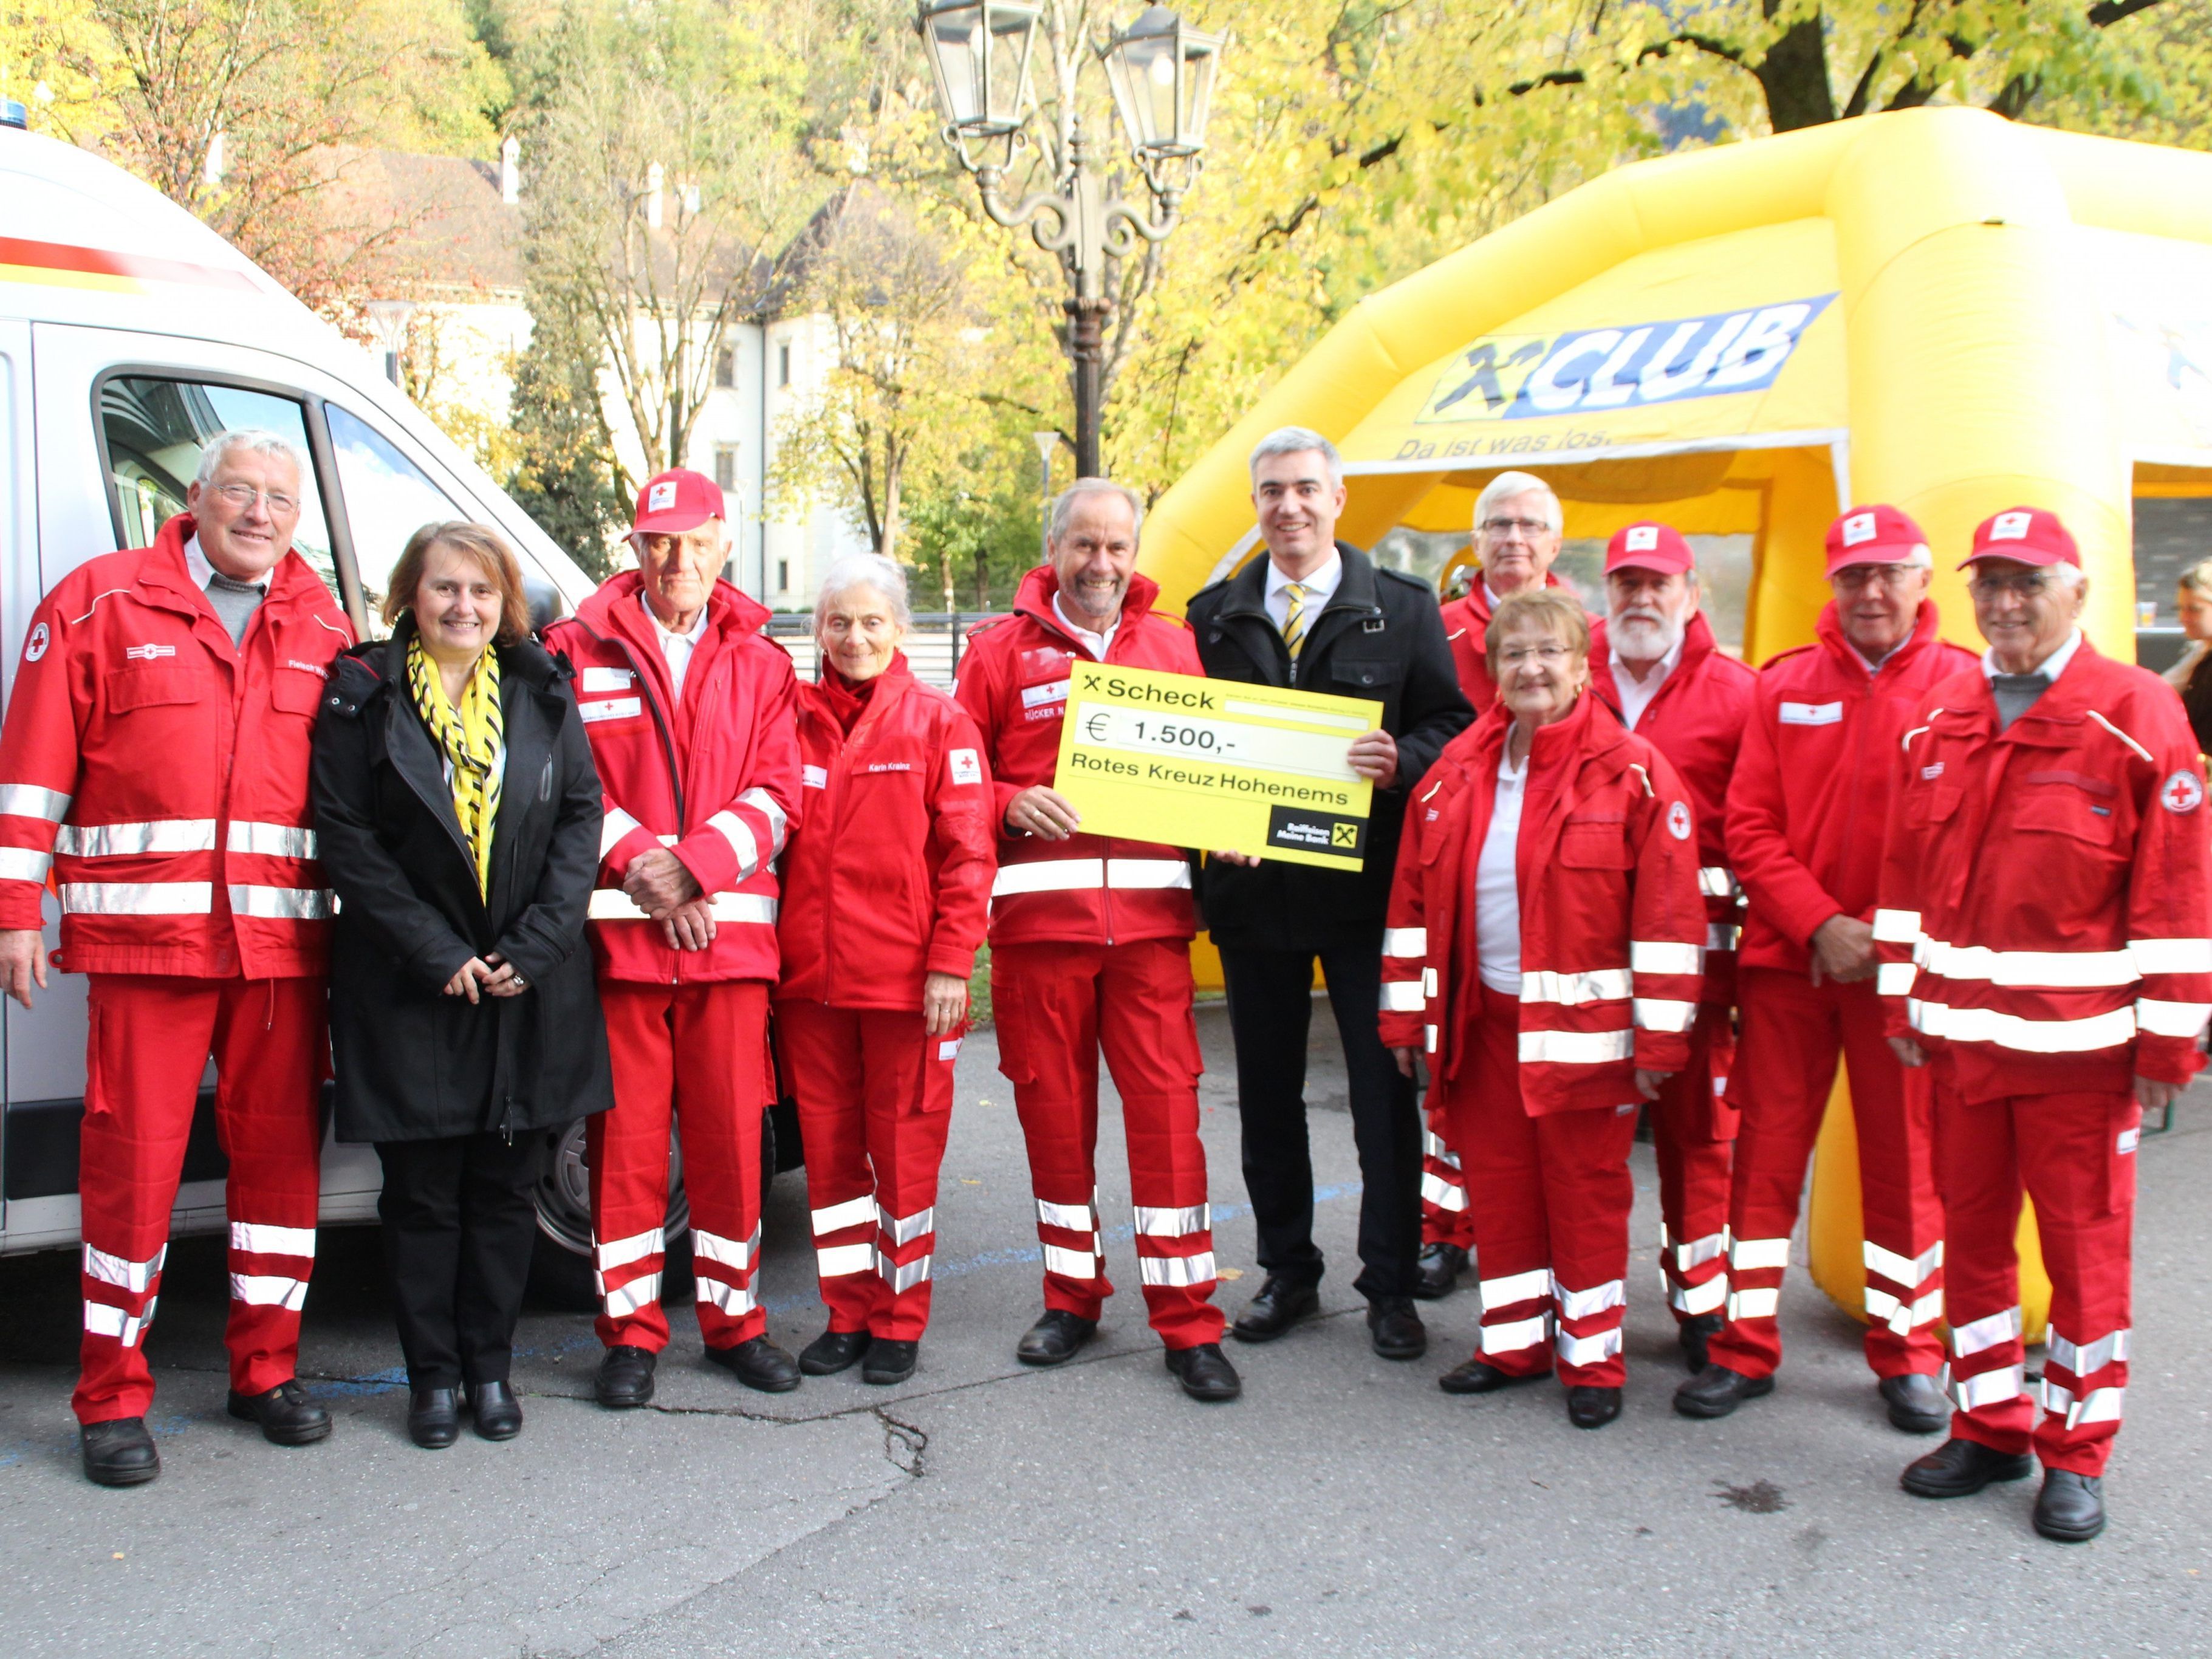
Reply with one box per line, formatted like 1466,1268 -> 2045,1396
762,612 -> 1004,691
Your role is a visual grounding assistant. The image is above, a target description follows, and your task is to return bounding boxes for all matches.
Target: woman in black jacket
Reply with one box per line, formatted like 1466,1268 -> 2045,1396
311,522 -> 609,1449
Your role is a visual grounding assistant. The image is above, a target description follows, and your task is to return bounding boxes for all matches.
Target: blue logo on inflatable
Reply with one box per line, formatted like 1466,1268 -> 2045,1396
1417,295 -> 1837,425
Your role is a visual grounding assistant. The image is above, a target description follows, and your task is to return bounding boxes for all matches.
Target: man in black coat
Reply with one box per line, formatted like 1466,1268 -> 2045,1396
1185,426 -> 1473,1360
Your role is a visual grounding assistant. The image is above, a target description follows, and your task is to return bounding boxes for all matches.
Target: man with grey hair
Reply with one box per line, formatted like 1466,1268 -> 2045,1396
0,427 -> 354,1485
954,477 -> 1240,1403
1185,426 -> 1471,1360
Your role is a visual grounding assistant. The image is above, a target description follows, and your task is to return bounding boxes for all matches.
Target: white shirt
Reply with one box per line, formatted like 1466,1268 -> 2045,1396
183,534 -> 267,596
1609,633 -> 1684,732
1264,550 -> 1343,635
1052,592 -> 1118,660
642,590 -> 710,696
1982,625 -> 2082,685
1474,747 -> 1527,995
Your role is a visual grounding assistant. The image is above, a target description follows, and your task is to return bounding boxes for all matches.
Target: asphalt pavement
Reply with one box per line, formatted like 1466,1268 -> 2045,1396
4,1001 -> 2210,1657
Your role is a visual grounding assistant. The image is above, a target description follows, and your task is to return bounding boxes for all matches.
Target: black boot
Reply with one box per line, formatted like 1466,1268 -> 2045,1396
1411,1242 -> 1468,1301
1677,1313 -> 1723,1375
80,1417 -> 160,1486
800,1328 -> 872,1375
594,1345 -> 657,1409
1900,1437 -> 2037,1498
1674,1364 -> 1775,1420
707,1335 -> 802,1393
467,1380 -> 524,1441
1164,1342 -> 1242,1401
227,1380 -> 333,1446
1015,1310 -> 1098,1367
2033,1469 -> 2106,1542
1567,1386 -> 1623,1429
862,1340 -> 920,1385
1879,1372 -> 1948,1434
1229,1276 -> 1320,1343
1367,1298 -> 1428,1360
407,1387 -> 461,1449
1438,1357 -> 1543,1396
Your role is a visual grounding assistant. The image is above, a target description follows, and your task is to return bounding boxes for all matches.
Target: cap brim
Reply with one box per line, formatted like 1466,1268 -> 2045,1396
1605,555 -> 1693,576
632,509 -> 717,535
1825,543 -> 1920,575
1957,547 -> 2063,571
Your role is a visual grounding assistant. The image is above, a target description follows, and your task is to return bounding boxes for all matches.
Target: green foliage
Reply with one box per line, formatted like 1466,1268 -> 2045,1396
506,287 -> 627,581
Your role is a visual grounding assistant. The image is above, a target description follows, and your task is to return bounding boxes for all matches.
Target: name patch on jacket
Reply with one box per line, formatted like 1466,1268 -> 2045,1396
125,643 -> 176,662
803,765 -> 829,789
1021,679 -> 1071,716
286,659 -> 330,679
1779,700 -> 1842,725
580,696 -> 642,723
948,748 -> 982,786
868,762 -> 914,773
580,667 -> 637,693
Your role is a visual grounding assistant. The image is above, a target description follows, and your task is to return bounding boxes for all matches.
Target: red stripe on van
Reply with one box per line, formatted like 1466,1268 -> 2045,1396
0,236 -> 260,292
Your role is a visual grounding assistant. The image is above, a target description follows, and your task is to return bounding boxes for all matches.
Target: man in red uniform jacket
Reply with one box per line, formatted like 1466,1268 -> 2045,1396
1586,521 -> 1756,1373
0,430 -> 352,1485
1676,505 -> 1974,1431
954,479 -> 1238,1403
1877,507 -> 2211,1545
1420,470 -> 1586,1295
541,470 -> 804,1408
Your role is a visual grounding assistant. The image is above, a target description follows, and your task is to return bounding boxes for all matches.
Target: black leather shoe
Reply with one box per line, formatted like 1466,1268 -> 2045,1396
862,1339 -> 919,1385
1015,1309 -> 1098,1367
2033,1469 -> 2106,1542
1674,1363 -> 1775,1419
1567,1386 -> 1623,1429
1439,1357 -> 1544,1395
226,1380 -> 332,1446
707,1335 -> 802,1393
1411,1242 -> 1468,1301
408,1387 -> 461,1449
1164,1341 -> 1242,1401
1880,1372 -> 1949,1434
467,1380 -> 523,1441
80,1417 -> 159,1486
1368,1298 -> 1428,1360
1230,1276 -> 1320,1343
1677,1313 -> 1723,1375
595,1345 -> 657,1409
1900,1436 -> 2037,1498
800,1328 -> 872,1376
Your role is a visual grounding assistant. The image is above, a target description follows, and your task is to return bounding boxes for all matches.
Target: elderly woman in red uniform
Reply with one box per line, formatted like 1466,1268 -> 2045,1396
1380,587 -> 1707,1428
776,555 -> 996,1385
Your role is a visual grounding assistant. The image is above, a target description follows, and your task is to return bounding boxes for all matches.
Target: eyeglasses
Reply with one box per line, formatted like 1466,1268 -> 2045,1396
1496,641 -> 1573,666
1480,516 -> 1552,541
1831,564 -> 1920,591
1968,570 -> 2058,600
211,482 -> 301,515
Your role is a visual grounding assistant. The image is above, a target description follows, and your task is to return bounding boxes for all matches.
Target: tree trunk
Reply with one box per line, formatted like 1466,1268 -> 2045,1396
1754,11 -> 1838,131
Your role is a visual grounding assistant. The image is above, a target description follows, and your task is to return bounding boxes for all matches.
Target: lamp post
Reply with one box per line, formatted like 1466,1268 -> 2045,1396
916,1 -> 1224,481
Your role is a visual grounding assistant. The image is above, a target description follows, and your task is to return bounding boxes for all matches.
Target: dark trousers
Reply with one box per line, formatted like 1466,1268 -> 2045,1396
375,1132 -> 539,1390
1219,939 -> 1422,1302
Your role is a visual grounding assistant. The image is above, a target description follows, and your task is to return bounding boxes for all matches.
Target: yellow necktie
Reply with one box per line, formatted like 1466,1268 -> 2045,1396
1282,581 -> 1309,660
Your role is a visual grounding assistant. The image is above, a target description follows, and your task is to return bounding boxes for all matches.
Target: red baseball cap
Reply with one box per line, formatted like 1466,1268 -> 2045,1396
1824,504 -> 1929,576
1959,506 -> 2078,570
1604,521 -> 1694,576
632,469 -> 724,536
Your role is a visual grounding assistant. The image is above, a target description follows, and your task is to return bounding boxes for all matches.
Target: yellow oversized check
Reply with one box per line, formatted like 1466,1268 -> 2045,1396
1053,661 -> 1382,871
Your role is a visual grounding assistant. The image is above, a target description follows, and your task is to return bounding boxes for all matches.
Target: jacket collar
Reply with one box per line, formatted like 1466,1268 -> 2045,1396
575,568 -> 769,649
141,513 -> 334,621
1011,563 -> 1163,650
1216,539 -> 1377,623
339,614 -> 566,702
1588,609 -> 1716,705
1461,567 -> 1569,626
1813,597 -> 1947,679
1450,686 -> 1628,792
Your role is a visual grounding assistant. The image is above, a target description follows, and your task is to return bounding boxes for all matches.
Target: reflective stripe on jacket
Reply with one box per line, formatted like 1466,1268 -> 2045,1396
1378,691 -> 1707,1113
778,657 -> 996,1008
541,572 -> 802,984
1588,609 -> 1756,1005
953,565 -> 1200,947
0,513 -> 351,976
1874,637 -> 2212,1100
1726,600 -> 1977,976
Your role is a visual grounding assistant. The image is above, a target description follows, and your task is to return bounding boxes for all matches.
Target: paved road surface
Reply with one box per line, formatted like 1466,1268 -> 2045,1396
4,1004 -> 2208,1656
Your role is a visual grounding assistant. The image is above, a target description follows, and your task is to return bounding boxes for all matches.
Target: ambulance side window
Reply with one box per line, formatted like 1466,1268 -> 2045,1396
324,405 -> 468,637
96,375 -> 343,605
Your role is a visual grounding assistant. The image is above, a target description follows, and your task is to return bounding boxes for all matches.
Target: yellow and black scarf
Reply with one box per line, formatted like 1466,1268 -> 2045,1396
406,633 -> 503,898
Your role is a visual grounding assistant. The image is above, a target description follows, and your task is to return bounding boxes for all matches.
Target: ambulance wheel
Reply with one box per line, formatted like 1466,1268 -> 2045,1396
527,1121 -> 691,1312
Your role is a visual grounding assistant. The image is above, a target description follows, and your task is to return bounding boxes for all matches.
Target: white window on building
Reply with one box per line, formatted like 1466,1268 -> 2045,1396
714,341 -> 737,389
778,558 -> 790,594
714,445 -> 739,493
778,343 -> 792,388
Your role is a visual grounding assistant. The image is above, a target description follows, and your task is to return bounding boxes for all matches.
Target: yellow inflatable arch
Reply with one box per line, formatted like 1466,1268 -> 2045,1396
1143,107 -> 2212,1339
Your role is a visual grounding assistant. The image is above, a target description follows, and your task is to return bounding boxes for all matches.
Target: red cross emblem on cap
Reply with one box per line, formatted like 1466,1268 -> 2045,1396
2162,770 -> 2204,814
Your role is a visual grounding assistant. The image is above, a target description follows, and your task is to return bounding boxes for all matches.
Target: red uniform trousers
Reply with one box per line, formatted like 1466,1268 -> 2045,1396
1709,968 -> 1944,1381
989,939 -> 1224,1349
776,1001 -> 957,1343
74,974 -> 326,1425
1650,1005 -> 1735,1324
1444,985 -> 1640,1389
589,980 -> 772,1352
1933,1071 -> 2138,1477
1419,1098 -> 1474,1251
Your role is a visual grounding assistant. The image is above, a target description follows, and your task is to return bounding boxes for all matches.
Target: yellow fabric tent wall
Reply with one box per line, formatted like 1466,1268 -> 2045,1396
1142,108 -> 2212,1341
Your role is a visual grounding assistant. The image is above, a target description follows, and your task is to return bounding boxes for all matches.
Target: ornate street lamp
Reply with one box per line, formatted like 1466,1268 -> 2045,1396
917,2 -> 1226,479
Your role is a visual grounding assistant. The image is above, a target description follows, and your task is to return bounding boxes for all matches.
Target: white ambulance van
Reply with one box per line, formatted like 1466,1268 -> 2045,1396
0,117 -> 693,1288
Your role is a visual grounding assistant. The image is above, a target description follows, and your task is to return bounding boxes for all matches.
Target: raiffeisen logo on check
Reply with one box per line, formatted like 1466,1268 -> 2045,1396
1415,295 -> 1837,425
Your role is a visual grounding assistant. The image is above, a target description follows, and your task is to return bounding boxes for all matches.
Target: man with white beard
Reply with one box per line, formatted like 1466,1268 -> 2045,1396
1586,522 -> 1756,1373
